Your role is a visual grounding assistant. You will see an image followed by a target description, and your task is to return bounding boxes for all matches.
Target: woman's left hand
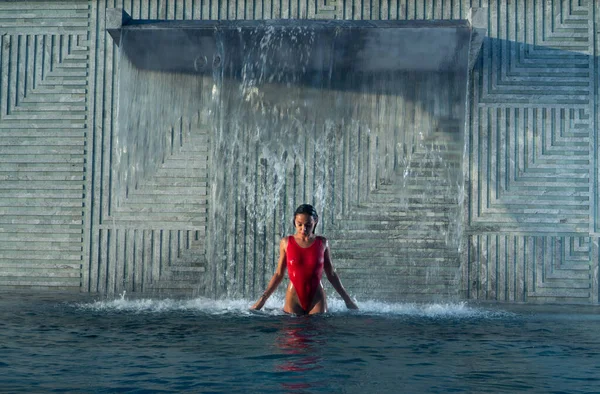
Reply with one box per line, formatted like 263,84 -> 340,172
345,298 -> 359,310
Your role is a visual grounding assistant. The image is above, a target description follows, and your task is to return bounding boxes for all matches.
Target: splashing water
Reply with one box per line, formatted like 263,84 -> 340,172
75,292 -> 511,320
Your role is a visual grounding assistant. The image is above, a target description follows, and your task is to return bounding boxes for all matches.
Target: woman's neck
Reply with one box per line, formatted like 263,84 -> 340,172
295,233 -> 315,242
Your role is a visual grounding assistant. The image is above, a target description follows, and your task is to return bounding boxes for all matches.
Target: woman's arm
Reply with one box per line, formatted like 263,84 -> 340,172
323,239 -> 358,310
251,237 -> 288,310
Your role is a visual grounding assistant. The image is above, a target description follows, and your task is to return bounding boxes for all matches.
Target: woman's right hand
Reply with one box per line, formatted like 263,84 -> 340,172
251,295 -> 267,310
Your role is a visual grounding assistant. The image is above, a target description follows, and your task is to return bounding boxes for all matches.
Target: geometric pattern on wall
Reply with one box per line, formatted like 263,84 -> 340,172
0,0 -> 597,304
0,1 -> 89,290
467,235 -> 598,304
468,0 -> 593,234
86,1 -> 217,295
329,126 -> 464,302
463,0 -> 597,301
477,0 -> 592,106
90,227 -> 206,295
468,106 -> 590,234
89,112 -> 209,295
105,0 -> 337,20
105,114 -> 209,228
596,0 -> 600,235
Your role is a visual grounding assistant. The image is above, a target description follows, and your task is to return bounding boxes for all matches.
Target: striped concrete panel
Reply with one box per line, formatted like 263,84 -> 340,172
338,0 -> 468,20
101,0 -> 335,20
467,234 -> 598,304
86,1 -> 214,293
93,227 -> 205,295
468,106 -> 590,234
477,0 -> 592,106
330,131 -> 464,302
595,0 -> 600,234
463,0 -> 597,301
0,2 -> 88,290
322,74 -> 465,302
592,237 -> 600,304
0,1 -> 89,34
90,108 -> 210,294
468,1 -> 593,234
108,112 -> 210,228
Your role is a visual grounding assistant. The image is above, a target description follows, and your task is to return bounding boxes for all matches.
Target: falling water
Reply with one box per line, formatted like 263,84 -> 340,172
114,20 -> 471,302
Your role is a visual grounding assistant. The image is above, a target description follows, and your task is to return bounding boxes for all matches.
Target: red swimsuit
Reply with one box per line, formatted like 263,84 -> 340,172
286,236 -> 325,312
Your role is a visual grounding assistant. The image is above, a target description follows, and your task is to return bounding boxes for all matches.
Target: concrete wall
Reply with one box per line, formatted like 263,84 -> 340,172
0,0 -> 598,304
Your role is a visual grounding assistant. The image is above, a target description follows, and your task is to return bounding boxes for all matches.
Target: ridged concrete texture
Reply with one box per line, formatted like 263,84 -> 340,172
0,0 -> 597,305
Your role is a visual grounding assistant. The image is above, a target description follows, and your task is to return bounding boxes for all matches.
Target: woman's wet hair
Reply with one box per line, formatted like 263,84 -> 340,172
293,204 -> 319,233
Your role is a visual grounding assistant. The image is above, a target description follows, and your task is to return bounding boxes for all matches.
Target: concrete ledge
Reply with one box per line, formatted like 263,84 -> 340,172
467,7 -> 487,70
106,10 -> 473,75
106,8 -> 132,46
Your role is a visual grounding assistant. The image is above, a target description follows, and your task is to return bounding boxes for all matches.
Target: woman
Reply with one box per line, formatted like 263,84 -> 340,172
251,204 -> 358,315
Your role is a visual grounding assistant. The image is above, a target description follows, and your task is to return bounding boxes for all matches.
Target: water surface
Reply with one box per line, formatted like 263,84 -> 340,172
1,293 -> 599,393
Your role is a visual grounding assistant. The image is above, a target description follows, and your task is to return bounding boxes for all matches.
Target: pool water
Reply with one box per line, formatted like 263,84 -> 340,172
1,293 -> 599,393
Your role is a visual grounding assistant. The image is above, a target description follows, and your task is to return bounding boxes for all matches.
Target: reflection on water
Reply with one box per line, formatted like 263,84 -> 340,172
275,318 -> 326,391
276,320 -> 325,371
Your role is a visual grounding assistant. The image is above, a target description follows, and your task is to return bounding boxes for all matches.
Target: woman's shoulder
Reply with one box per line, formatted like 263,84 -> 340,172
280,235 -> 292,246
316,235 -> 328,244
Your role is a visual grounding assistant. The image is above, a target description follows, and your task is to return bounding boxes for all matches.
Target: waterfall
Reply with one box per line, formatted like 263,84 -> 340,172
113,20 -> 472,302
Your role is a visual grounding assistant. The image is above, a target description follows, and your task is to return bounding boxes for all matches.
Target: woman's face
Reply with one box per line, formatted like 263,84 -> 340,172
294,213 -> 317,236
